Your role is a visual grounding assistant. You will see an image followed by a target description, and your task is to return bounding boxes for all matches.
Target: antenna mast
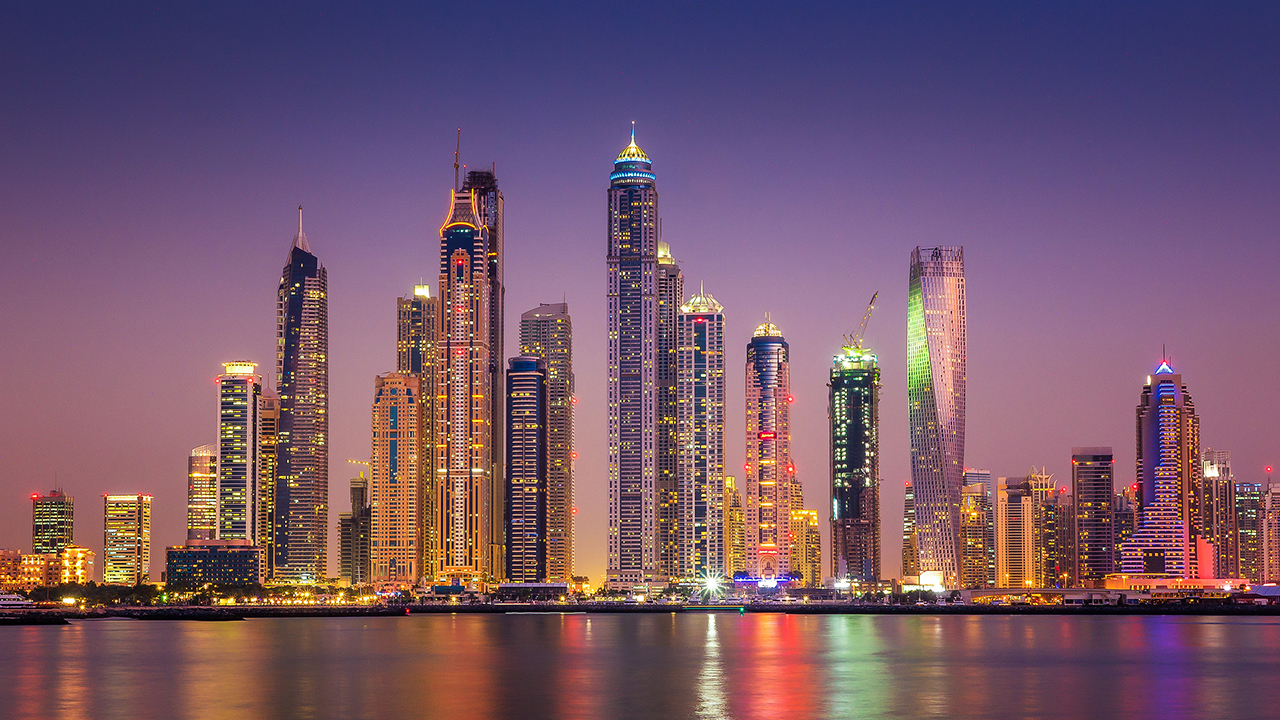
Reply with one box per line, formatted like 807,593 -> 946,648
454,128 -> 461,191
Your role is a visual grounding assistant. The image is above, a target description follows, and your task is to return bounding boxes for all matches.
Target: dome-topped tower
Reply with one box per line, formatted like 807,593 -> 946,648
611,122 -> 655,187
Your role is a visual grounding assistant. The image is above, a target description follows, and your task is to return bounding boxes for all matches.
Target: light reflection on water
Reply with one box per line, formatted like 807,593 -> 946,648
2,613 -> 1279,719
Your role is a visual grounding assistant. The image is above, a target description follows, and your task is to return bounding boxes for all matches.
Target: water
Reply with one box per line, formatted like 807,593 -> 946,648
3,613 -> 1278,719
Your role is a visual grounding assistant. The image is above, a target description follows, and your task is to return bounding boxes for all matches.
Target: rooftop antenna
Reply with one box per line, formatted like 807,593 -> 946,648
298,205 -> 303,236
631,120 -> 635,143
454,128 -> 461,191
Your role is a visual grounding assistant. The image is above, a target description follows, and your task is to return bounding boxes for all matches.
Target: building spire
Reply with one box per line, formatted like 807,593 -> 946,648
292,205 -> 310,253
631,120 -> 635,143
454,128 -> 461,192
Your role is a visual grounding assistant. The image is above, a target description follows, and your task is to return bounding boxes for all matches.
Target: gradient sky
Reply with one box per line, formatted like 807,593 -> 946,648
2,2 -> 1278,583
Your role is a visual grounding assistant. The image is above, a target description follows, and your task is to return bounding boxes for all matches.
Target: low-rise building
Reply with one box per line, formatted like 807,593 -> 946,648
60,545 -> 95,584
164,540 -> 263,587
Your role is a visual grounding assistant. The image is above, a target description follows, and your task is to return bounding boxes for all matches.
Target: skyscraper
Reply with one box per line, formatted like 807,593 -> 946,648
103,494 -> 151,585
1072,447 -> 1115,586
996,472 -> 1053,588
1202,449 -> 1237,578
436,185 -> 494,586
505,356 -> 548,583
1237,481 -> 1264,582
397,285 -> 439,578
677,288 -> 725,581
959,480 -> 993,588
1264,487 -> 1280,583
1120,361 -> 1202,577
217,361 -> 261,543
1040,487 -> 1075,587
606,128 -> 663,591
274,208 -> 329,583
32,490 -> 74,555
724,476 -> 745,578
656,242 -> 684,580
257,388 -> 279,573
463,169 -> 506,580
830,343 -> 881,583
519,303 -> 574,583
370,373 -> 425,586
907,246 -> 966,588
338,474 -> 371,586
187,444 -> 218,542
901,481 -> 919,578
745,320 -> 794,581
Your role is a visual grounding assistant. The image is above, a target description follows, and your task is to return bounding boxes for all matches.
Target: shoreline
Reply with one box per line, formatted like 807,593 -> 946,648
4,602 -> 1280,622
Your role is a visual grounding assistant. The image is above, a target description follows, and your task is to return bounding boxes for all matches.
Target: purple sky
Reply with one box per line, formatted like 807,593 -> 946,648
2,3 -> 1278,582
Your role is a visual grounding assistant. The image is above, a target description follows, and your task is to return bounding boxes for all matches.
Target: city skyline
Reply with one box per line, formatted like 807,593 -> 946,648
3,4 -> 1280,586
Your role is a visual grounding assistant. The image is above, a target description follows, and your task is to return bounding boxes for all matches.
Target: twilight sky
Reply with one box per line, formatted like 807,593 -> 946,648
2,2 -> 1278,582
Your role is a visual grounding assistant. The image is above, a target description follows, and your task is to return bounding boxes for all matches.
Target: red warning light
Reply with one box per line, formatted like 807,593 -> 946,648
571,452 -> 578,460
1268,466 -> 1274,474
571,507 -> 577,515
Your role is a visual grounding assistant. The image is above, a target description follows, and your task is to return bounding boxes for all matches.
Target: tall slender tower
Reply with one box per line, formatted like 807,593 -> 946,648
901,481 -> 919,577
724,476 -> 745,577
1120,361 -> 1202,577
187,444 -> 218,542
436,187 -> 493,585
907,246 -> 966,588
32,490 -> 74,555
257,388 -> 279,570
217,361 -> 261,543
1237,481 -> 1264,582
505,356 -> 549,583
462,170 -> 505,579
656,243 -> 684,580
1072,447 -> 1115,585
677,287 -> 725,581
274,207 -> 329,583
519,303 -> 574,582
398,285 -> 439,578
830,344 -> 881,582
370,373 -> 425,586
745,319 -> 794,581
607,127 -> 663,591
959,480 -> 993,588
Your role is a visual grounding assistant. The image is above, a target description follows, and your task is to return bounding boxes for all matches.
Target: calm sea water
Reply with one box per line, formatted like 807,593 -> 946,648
3,613 -> 1278,719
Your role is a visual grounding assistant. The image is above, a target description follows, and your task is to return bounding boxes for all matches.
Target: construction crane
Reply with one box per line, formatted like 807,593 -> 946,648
844,291 -> 878,351
347,458 -> 370,477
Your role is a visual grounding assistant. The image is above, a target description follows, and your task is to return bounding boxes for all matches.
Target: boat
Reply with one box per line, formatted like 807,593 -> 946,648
0,594 -> 35,608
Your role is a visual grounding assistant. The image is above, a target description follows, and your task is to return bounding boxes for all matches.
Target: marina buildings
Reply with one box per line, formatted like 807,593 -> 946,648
959,480 -> 994,588
907,246 -> 967,588
370,373 -> 426,586
338,474 -> 371,586
216,361 -> 262,543
186,444 -> 218,541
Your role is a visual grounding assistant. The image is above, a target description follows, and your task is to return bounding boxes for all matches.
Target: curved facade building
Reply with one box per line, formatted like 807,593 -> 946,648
745,320 -> 794,581
907,246 -> 965,587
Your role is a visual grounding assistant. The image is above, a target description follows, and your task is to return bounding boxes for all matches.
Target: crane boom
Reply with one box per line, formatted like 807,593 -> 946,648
850,291 -> 878,349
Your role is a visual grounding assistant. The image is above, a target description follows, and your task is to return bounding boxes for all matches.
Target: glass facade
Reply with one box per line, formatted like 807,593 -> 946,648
505,357 -> 548,583
677,290 -> 725,581
830,346 -> 881,582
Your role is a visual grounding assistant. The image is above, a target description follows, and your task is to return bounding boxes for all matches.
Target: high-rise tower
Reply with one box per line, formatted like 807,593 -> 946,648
103,494 -> 151,585
274,208 -> 329,583
257,388 -> 279,572
907,246 -> 966,588
745,320 -> 794,581
32,490 -> 74,555
505,356 -> 548,583
397,284 -> 439,577
1202,449 -> 1237,578
187,444 -> 218,542
519,303 -> 574,583
656,243 -> 684,580
217,361 -> 261,543
606,127 -> 664,591
370,373 -> 426,586
1237,481 -> 1264,582
724,476 -> 745,578
463,169 -> 505,580
901,481 -> 919,578
1072,447 -> 1115,585
677,287 -> 725,581
830,344 -> 881,582
1121,361 -> 1202,577
436,187 -> 493,585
